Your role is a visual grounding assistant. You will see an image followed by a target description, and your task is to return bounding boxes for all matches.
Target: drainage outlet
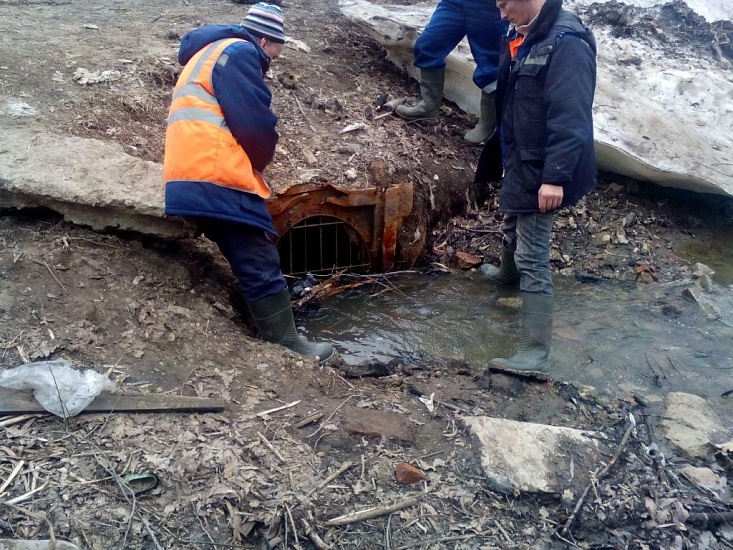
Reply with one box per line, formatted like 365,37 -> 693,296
267,182 -> 413,276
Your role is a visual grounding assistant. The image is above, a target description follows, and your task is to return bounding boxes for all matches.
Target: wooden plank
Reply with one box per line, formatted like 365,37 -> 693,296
0,388 -> 228,415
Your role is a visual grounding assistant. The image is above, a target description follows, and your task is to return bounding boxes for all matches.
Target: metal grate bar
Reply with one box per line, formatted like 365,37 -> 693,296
278,216 -> 370,276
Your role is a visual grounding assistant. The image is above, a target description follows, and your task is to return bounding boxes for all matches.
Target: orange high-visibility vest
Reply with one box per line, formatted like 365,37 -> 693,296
163,38 -> 271,199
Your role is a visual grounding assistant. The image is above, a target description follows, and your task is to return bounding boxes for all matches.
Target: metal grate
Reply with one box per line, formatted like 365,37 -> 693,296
278,216 -> 370,276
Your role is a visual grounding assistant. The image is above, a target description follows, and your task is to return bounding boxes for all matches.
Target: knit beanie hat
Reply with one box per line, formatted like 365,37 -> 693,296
241,3 -> 285,44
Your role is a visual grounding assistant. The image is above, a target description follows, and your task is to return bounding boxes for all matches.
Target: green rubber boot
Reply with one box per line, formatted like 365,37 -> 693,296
395,67 -> 445,120
464,90 -> 496,145
490,293 -> 553,375
479,245 -> 520,286
248,289 -> 335,363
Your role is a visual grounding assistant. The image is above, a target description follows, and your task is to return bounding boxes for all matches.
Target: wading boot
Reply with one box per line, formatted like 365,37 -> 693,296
464,90 -> 496,145
478,245 -> 520,286
248,289 -> 335,363
395,67 -> 445,120
490,292 -> 553,376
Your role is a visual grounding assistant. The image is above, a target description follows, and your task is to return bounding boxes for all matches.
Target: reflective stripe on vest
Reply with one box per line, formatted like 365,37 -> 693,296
163,38 -> 271,199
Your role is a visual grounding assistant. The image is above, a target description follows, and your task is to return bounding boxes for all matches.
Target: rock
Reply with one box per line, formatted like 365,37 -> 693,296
683,277 -> 733,326
394,462 -> 427,484
453,251 -> 481,269
462,416 -> 608,494
692,262 -> 716,279
678,465 -> 729,499
659,392 -> 728,460
342,406 -> 414,443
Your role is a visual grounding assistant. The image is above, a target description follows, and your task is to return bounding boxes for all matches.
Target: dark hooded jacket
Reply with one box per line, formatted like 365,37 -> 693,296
490,0 -> 597,213
164,24 -> 278,234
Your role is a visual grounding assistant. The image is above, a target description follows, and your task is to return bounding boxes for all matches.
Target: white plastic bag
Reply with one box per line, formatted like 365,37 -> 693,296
0,360 -> 117,418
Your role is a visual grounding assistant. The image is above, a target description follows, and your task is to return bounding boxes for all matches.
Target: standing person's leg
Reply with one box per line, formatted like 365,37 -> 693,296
490,212 -> 554,374
202,220 -> 335,362
479,214 -> 519,286
395,0 -> 465,120
463,0 -> 506,144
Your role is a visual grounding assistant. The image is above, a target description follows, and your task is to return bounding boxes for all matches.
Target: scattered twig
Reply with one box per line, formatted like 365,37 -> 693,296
294,412 -> 323,429
307,460 -> 353,497
284,502 -> 302,550
300,517 -> 329,550
0,460 -> 25,496
292,92 -> 316,132
30,258 -> 66,292
5,481 -> 49,505
0,414 -> 38,428
0,501 -> 56,543
435,399 -> 469,414
193,502 -> 217,548
256,400 -> 302,419
257,431 -> 286,464
307,395 -> 355,438
560,419 -> 635,535
323,497 -> 419,527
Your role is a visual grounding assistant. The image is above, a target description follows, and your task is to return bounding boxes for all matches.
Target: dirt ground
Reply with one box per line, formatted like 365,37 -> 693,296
2,0 -> 733,549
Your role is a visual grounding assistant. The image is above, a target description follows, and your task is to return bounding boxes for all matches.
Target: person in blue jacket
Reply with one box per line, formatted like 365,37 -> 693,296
395,0 -> 507,145
163,3 -> 335,363
475,0 -> 597,376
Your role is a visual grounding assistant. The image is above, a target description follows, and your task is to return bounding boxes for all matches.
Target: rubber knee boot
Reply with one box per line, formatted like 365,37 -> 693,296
490,293 -> 553,375
247,289 -> 335,363
395,67 -> 445,120
464,90 -> 496,145
478,245 -> 520,286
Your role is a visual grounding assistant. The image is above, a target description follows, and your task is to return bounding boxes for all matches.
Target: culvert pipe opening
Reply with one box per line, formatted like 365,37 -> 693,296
277,215 -> 370,276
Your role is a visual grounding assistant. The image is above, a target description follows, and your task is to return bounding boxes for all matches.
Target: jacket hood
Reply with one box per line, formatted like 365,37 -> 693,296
178,24 -> 269,67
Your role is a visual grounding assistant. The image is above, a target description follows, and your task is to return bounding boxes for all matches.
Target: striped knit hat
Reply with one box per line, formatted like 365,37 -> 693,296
241,3 -> 285,44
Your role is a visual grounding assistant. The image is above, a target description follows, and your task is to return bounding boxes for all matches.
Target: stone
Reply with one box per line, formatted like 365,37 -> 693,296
453,251 -> 480,269
342,406 -> 414,443
462,416 -> 607,494
394,462 -> 427,484
678,465 -> 729,499
659,392 -> 728,460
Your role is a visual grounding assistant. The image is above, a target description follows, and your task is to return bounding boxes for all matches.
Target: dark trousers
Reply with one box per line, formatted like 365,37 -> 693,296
413,0 -> 505,89
200,220 -> 287,303
502,212 -> 555,296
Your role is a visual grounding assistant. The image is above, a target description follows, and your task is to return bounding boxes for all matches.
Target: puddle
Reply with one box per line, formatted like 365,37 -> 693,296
306,272 -> 733,399
677,225 -> 733,287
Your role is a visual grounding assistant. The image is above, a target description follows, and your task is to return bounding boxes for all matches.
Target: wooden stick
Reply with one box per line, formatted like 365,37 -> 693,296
0,459 -> 25,496
31,258 -> 66,291
292,92 -> 316,132
294,412 -> 323,429
256,400 -> 301,419
257,432 -> 286,464
300,517 -> 329,550
307,460 -> 353,497
561,421 -> 635,535
307,395 -> 354,438
284,502 -> 302,550
323,497 -> 419,527
6,481 -> 49,505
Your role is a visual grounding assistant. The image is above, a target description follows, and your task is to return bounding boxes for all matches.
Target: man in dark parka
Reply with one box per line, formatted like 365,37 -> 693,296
476,0 -> 597,375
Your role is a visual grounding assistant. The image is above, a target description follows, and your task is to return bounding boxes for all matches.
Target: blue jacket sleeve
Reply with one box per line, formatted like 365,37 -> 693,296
542,35 -> 596,186
212,41 -> 279,173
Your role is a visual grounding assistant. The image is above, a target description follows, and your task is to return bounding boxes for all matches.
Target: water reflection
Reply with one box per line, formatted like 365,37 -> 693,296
306,273 -> 733,399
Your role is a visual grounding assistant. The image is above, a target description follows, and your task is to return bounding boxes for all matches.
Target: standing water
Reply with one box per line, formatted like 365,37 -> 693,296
305,271 -> 733,400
